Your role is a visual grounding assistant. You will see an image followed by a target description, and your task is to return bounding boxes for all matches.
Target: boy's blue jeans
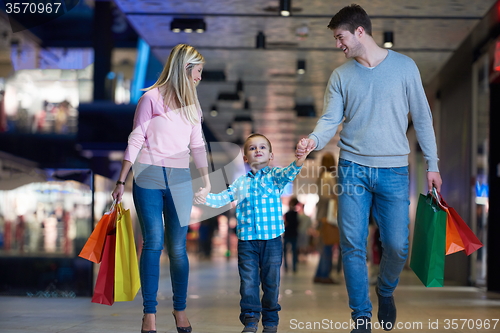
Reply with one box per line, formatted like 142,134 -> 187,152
337,159 -> 410,320
132,165 -> 193,314
238,236 -> 283,327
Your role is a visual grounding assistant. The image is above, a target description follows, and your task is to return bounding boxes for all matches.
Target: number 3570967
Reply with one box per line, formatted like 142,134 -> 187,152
5,2 -> 62,15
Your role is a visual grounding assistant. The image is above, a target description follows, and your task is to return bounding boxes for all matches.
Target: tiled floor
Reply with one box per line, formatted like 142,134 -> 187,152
1,254 -> 499,333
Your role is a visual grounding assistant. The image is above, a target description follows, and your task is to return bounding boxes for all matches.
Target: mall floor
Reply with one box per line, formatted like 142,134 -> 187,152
0,254 -> 499,333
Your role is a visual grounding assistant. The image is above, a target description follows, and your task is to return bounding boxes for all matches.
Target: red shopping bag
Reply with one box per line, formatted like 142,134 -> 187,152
439,196 -> 483,256
91,232 -> 116,305
79,204 -> 117,263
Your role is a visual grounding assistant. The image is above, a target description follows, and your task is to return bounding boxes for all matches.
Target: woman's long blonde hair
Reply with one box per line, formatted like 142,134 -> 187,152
145,44 -> 204,125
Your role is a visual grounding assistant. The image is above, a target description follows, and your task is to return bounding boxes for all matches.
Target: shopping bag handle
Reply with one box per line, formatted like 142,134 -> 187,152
430,187 -> 446,210
117,201 -> 123,214
107,199 -> 118,214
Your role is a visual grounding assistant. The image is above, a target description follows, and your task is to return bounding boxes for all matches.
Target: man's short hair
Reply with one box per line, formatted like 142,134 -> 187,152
327,4 -> 372,36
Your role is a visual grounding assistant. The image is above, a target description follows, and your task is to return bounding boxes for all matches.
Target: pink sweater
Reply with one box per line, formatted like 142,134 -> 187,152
124,88 -> 208,169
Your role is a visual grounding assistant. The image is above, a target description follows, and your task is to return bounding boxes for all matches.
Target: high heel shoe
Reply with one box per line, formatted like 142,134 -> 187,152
172,311 -> 192,333
141,314 -> 156,333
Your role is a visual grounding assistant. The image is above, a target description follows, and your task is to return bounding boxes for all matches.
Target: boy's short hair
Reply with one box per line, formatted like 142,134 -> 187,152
327,4 -> 372,36
243,133 -> 273,154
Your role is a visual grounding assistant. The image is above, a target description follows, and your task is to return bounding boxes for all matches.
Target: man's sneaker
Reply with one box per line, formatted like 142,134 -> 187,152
350,316 -> 371,333
262,325 -> 278,333
241,321 -> 258,333
376,286 -> 396,331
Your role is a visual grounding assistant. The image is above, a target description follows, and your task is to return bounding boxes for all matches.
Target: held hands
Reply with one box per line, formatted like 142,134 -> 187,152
296,138 -> 316,162
194,186 -> 210,204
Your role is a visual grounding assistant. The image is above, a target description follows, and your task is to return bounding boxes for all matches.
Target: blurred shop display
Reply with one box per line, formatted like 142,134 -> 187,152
0,179 -> 92,256
2,66 -> 132,134
3,68 -> 84,134
4,68 -> 82,134
0,152 -> 136,296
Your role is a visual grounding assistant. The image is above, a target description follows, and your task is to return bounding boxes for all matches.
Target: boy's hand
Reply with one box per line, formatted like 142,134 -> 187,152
194,187 -> 209,204
296,138 -> 316,159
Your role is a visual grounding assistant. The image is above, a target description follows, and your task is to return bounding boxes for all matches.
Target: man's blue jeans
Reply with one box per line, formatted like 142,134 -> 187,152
132,165 -> 193,314
238,236 -> 282,327
337,159 -> 410,320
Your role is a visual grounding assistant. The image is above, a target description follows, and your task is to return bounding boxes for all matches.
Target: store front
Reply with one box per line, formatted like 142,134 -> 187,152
0,152 -> 125,296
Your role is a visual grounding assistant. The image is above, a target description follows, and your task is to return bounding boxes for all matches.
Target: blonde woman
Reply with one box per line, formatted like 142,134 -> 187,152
112,44 -> 211,333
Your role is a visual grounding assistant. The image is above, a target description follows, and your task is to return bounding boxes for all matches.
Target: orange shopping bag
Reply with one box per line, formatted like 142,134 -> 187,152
437,194 -> 483,256
446,205 -> 483,255
445,213 -> 465,255
79,202 -> 117,263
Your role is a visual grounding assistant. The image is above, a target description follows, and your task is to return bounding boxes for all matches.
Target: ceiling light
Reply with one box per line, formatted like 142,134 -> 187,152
297,60 -> 306,75
256,31 -> 266,49
383,31 -> 394,48
170,18 -> 206,33
280,0 -> 291,16
210,105 -> 218,117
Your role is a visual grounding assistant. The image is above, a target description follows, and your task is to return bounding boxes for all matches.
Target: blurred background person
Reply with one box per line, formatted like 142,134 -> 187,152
313,152 -> 341,284
283,197 -> 300,273
296,200 -> 313,261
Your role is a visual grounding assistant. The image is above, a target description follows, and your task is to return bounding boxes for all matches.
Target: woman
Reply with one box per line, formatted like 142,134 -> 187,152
112,44 -> 211,333
313,152 -> 341,284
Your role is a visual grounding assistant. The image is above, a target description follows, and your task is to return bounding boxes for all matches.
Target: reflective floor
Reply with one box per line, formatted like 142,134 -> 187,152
1,254 -> 499,333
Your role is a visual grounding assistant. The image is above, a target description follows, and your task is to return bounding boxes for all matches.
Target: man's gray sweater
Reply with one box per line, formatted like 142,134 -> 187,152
310,50 -> 439,172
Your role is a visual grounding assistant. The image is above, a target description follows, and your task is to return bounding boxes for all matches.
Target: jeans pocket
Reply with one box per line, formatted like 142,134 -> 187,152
390,166 -> 409,176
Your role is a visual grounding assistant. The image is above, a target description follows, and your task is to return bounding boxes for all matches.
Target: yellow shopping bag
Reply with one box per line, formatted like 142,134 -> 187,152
114,203 -> 141,302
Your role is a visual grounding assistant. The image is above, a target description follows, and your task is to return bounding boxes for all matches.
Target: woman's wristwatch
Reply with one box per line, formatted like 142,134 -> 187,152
116,180 -> 126,186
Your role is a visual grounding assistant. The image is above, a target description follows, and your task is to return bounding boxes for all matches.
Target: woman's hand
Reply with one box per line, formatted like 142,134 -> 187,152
112,184 -> 125,203
193,186 -> 210,204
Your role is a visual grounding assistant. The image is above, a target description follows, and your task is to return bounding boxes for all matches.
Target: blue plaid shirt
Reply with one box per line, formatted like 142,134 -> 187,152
204,161 -> 302,240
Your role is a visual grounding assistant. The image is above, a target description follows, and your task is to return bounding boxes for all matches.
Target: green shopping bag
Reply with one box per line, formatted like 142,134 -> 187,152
410,192 -> 447,287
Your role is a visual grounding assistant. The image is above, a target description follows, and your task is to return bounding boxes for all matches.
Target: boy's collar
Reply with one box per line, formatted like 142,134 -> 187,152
247,165 -> 271,177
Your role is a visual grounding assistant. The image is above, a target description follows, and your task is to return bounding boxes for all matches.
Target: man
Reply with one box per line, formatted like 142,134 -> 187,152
296,4 -> 442,333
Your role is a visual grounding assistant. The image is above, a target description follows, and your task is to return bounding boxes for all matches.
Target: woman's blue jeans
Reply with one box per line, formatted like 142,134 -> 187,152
337,159 -> 409,320
132,165 -> 193,314
238,236 -> 283,327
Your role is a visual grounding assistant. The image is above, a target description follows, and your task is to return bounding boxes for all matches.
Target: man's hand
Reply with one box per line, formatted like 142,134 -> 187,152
296,138 -> 316,159
427,171 -> 442,193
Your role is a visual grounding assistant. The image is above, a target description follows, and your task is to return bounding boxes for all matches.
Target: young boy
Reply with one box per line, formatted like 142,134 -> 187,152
195,134 -> 311,333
